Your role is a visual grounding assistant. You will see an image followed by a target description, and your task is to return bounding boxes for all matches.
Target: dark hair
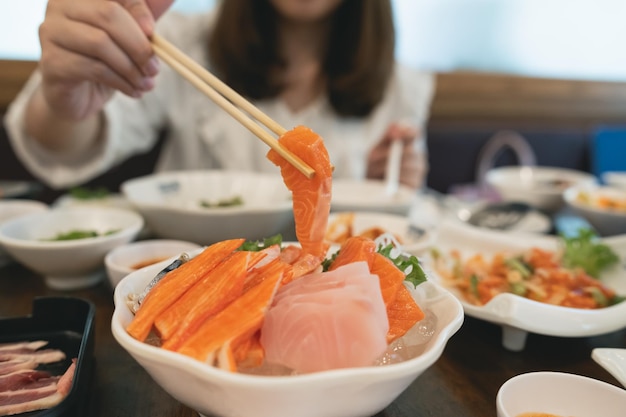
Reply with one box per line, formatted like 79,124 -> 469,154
208,0 -> 395,117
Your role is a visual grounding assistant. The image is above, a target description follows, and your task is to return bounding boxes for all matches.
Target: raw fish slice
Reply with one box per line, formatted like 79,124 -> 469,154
369,252 -> 407,307
279,245 -> 302,264
386,284 -> 425,343
176,261 -> 287,364
267,126 -> 333,258
260,262 -> 389,373
243,257 -> 293,294
159,250 -> 266,350
126,238 -> 244,342
328,236 -> 377,271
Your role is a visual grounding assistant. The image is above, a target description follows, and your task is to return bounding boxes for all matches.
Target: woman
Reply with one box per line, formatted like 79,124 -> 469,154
4,0 -> 434,189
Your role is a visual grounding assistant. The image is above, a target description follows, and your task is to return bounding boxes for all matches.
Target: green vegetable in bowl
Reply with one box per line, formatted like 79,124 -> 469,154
69,186 -> 110,200
561,228 -> 620,278
200,196 -> 244,208
44,229 -> 119,241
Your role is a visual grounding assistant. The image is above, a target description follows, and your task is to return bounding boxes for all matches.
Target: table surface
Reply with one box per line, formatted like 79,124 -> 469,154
1,261 -> 624,417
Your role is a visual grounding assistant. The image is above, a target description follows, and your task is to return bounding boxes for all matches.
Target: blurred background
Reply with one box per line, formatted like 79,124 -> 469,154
1,0 -> 626,196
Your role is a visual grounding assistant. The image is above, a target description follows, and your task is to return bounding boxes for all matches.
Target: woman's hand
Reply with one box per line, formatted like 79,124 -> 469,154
37,0 -> 173,121
366,123 -> 427,189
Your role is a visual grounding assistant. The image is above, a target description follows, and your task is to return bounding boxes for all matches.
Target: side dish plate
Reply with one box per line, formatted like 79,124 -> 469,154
423,220 -> 626,351
0,297 -> 95,417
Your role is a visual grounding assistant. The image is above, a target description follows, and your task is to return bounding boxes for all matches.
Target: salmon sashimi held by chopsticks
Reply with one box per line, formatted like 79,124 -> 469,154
158,250 -> 267,351
126,238 -> 245,342
176,258 -> 289,365
267,125 -> 333,259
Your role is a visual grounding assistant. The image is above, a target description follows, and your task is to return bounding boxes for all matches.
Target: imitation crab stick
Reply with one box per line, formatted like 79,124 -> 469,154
159,250 -> 267,351
267,125 -> 333,258
176,259 -> 288,364
126,238 -> 245,341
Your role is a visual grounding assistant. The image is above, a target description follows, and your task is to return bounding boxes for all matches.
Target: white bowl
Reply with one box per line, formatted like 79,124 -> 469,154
104,239 -> 201,288
112,250 -> 463,417
603,171 -> 626,189
424,219 -> 626,351
496,371 -> 626,417
325,211 -> 435,255
121,170 -> 294,245
0,199 -> 49,266
592,348 -> 626,388
564,183 -> 626,236
0,207 -> 144,290
485,166 -> 596,213
331,179 -> 416,215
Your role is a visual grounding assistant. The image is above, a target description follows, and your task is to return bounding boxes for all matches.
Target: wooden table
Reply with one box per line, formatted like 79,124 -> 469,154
1,261 -> 624,417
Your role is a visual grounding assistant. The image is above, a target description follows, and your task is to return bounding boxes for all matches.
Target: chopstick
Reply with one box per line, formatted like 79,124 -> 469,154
150,34 -> 315,179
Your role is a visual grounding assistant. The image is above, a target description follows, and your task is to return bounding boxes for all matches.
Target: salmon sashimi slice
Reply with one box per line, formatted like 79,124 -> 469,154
267,125 -> 333,258
369,252 -> 408,307
328,236 -> 377,271
279,245 -> 302,264
243,257 -> 293,293
126,238 -> 245,341
386,283 -> 425,343
176,260 -> 288,363
158,250 -> 267,351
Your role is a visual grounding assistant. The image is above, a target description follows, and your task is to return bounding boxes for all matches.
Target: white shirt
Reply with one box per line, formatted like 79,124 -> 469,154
4,11 -> 435,190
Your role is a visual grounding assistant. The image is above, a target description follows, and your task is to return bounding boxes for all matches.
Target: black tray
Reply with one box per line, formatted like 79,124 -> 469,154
0,297 -> 95,417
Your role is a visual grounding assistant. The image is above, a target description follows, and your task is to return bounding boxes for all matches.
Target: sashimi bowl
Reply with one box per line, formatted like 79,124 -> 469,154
121,170 -> 295,245
112,248 -> 464,417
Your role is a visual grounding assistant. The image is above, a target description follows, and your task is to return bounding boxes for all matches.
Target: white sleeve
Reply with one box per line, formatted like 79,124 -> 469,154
2,64 -> 170,190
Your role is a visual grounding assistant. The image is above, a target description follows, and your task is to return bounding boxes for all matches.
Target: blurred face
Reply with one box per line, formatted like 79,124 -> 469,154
269,0 -> 344,22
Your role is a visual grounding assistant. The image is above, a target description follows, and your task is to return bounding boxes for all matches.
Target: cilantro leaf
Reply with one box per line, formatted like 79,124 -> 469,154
560,228 -> 619,278
238,234 -> 283,252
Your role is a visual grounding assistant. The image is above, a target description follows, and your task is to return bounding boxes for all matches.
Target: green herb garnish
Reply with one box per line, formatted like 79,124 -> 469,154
377,243 -> 428,288
69,186 -> 110,200
200,196 -> 244,208
561,228 -> 619,278
45,229 -> 119,241
239,234 -> 283,252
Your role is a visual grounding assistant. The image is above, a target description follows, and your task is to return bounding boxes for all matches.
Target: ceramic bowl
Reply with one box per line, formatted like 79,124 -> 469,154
564,183 -> 626,236
104,239 -> 202,288
112,251 -> 464,417
592,348 -> 626,388
424,220 -> 626,351
121,170 -> 294,245
496,371 -> 626,417
603,171 -> 626,189
0,207 -> 143,290
0,199 -> 49,266
325,211 -> 435,255
485,166 -> 596,213
330,179 -> 416,216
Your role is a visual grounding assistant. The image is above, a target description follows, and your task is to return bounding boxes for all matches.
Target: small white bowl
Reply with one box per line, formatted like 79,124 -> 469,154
0,199 -> 49,266
485,166 -> 596,213
121,170 -> 294,245
112,249 -> 464,417
0,207 -> 143,290
331,179 -> 416,216
105,239 -> 201,288
564,183 -> 626,236
496,371 -> 626,417
603,171 -> 626,189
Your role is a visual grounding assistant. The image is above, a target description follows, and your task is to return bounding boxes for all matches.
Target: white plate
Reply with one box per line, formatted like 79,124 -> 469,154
592,348 -> 626,388
325,211 -> 435,255
423,219 -> 626,351
331,179 -> 416,216
0,181 -> 38,199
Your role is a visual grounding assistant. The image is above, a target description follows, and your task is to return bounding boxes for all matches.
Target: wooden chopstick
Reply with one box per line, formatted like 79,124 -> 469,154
151,35 -> 315,179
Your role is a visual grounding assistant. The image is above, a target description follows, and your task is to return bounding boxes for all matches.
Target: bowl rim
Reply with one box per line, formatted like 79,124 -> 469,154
121,170 -> 293,215
496,370 -> 626,415
111,249 -> 464,387
0,207 -> 144,249
104,239 -> 202,274
486,166 -> 596,190
564,183 -> 626,217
